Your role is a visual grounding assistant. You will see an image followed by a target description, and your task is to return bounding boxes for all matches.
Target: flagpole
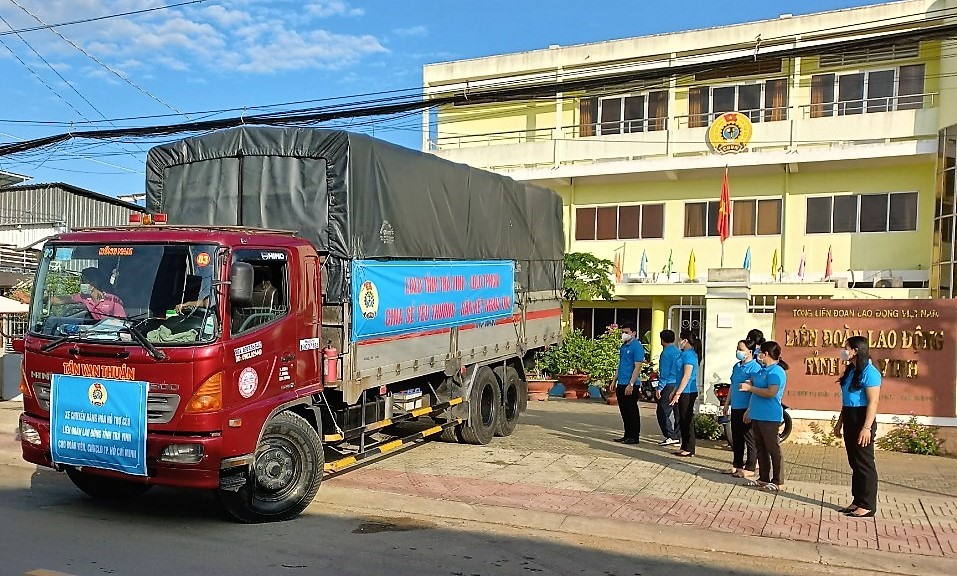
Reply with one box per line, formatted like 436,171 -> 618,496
720,242 -> 725,268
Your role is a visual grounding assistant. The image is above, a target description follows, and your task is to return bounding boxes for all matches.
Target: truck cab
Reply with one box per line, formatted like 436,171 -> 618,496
19,224 -> 327,521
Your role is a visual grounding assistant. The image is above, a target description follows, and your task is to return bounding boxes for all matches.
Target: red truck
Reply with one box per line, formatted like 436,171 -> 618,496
17,127 -> 563,522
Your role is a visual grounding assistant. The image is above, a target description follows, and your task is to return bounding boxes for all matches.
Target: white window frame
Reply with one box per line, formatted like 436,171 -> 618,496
804,192 -> 919,235
597,91 -> 666,135
575,203 -> 666,241
814,65 -> 924,116
730,197 -> 783,237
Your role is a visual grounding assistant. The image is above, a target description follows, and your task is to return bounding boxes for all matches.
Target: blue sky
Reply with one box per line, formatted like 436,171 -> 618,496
0,0 -> 890,198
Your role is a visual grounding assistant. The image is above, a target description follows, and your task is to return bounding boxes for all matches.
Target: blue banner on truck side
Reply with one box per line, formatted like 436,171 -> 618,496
351,260 -> 515,342
50,375 -> 148,476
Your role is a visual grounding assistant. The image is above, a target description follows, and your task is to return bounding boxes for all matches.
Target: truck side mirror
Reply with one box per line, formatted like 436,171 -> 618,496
229,262 -> 254,306
11,338 -> 24,354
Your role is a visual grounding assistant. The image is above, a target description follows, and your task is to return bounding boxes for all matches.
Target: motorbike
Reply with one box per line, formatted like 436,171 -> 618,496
638,371 -> 659,403
714,382 -> 792,443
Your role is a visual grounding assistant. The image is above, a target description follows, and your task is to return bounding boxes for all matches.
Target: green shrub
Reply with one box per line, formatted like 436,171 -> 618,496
808,417 -> 842,447
876,416 -> 944,456
694,413 -> 723,440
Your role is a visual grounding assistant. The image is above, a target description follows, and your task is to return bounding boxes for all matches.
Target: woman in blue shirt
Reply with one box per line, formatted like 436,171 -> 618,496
740,341 -> 789,491
723,338 -> 762,478
669,330 -> 700,457
834,336 -> 882,518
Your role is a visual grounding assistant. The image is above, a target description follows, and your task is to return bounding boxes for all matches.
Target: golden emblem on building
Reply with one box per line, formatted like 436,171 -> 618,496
707,112 -> 753,154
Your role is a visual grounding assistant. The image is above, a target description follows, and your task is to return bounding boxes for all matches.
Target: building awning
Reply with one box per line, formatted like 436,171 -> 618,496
0,295 -> 28,314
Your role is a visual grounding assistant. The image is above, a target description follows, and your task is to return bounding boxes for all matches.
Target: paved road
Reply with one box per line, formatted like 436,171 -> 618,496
2,398 -> 957,576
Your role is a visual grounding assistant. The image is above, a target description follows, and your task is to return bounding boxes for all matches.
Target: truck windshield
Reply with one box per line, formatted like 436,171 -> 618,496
28,243 -> 221,346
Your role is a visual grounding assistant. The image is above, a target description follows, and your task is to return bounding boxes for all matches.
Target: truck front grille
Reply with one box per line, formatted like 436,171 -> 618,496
32,383 -> 181,424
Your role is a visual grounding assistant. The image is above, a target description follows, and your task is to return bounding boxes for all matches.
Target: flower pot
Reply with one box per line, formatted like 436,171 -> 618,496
557,374 -> 590,399
527,378 -> 556,402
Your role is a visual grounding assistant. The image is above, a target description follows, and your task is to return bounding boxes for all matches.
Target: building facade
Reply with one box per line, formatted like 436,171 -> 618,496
424,1 -> 957,355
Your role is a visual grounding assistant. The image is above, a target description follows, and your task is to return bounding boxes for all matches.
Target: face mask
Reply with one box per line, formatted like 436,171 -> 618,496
79,283 -> 92,296
621,333 -> 633,343
735,350 -> 747,361
840,349 -> 851,362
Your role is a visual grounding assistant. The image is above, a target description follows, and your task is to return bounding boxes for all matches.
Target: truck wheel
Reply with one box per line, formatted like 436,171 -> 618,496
459,367 -> 500,445
493,366 -> 521,437
65,467 -> 152,499
439,425 -> 461,443
220,411 -> 323,523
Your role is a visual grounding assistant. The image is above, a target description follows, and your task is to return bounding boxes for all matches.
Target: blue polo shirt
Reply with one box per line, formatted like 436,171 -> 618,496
676,348 -> 699,394
656,344 -> 681,390
841,361 -> 882,407
748,363 -> 787,422
729,359 -> 762,410
617,338 -> 642,386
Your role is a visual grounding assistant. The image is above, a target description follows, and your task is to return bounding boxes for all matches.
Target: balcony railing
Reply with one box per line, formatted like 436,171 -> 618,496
430,93 -> 939,151
798,92 -> 937,118
672,106 -> 790,129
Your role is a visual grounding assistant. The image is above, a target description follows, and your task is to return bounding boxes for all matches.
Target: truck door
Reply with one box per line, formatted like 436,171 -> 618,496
227,249 -> 298,405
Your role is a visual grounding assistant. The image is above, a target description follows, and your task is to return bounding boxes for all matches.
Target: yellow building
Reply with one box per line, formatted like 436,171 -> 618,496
423,0 -> 957,369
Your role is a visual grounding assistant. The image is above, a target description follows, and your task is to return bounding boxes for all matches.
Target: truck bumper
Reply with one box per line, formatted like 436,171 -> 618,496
19,413 -> 226,490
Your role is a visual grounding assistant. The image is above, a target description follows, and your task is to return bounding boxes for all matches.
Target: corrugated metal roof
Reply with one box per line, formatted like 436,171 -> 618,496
0,182 -> 145,229
0,169 -> 28,189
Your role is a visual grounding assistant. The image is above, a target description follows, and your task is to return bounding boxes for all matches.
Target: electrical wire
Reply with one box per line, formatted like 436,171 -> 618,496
0,0 -> 207,37
7,0 -> 188,118
2,7 -> 957,159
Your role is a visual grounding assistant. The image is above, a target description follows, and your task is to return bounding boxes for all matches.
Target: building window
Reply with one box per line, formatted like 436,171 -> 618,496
689,79 -> 788,128
573,307 -> 650,340
731,199 -> 782,236
591,91 -> 669,135
805,193 -> 918,234
810,65 -> 925,118
684,201 -> 719,237
575,204 -> 666,240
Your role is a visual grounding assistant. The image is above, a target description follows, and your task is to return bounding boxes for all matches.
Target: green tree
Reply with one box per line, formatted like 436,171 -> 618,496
562,252 -> 614,302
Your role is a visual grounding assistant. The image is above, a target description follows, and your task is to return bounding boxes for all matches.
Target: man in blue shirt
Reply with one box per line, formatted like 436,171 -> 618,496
614,322 -> 643,444
655,330 -> 681,446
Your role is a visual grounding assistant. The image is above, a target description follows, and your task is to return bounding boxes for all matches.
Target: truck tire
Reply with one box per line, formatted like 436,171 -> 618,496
493,366 -> 521,437
220,411 -> 323,523
439,425 -> 461,443
65,467 -> 152,499
459,367 -> 500,445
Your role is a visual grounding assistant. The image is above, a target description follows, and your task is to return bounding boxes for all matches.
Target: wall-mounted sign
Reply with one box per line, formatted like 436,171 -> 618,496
775,299 -> 957,418
707,112 -> 753,154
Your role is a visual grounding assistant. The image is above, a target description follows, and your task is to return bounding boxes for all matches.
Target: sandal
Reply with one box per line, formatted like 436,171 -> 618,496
837,505 -> 859,514
722,468 -> 738,475
762,483 -> 783,492
731,470 -> 752,478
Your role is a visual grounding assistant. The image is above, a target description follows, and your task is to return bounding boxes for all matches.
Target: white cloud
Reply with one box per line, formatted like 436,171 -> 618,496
0,1 -> 386,76
239,29 -> 386,73
394,25 -> 427,38
305,1 -> 365,18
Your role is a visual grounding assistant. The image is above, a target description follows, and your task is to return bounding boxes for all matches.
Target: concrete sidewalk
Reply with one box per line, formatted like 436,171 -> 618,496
3,397 -> 957,571
326,398 -> 957,561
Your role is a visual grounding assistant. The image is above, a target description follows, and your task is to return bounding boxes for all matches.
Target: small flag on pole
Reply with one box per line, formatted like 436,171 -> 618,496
687,250 -> 697,281
664,249 -> 673,277
639,250 -> 648,278
613,253 -> 622,283
717,168 -> 731,243
825,245 -> 833,279
743,246 -> 751,271
771,248 -> 779,281
797,246 -> 806,280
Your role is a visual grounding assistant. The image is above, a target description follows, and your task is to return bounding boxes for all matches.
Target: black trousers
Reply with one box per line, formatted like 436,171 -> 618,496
677,392 -> 697,454
656,384 -> 680,441
842,406 -> 879,511
753,420 -> 784,484
616,385 -> 640,441
730,408 -> 756,471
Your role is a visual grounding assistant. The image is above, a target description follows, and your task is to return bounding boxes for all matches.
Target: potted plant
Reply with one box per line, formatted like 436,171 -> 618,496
535,328 -> 624,400
527,350 -> 559,402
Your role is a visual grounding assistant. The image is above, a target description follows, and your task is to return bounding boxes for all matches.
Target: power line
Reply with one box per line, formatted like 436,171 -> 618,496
7,0 -> 189,118
0,0 -> 207,37
2,8 -> 957,158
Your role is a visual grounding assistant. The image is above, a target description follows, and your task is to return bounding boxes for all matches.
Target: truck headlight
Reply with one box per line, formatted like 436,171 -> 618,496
159,444 -> 204,464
